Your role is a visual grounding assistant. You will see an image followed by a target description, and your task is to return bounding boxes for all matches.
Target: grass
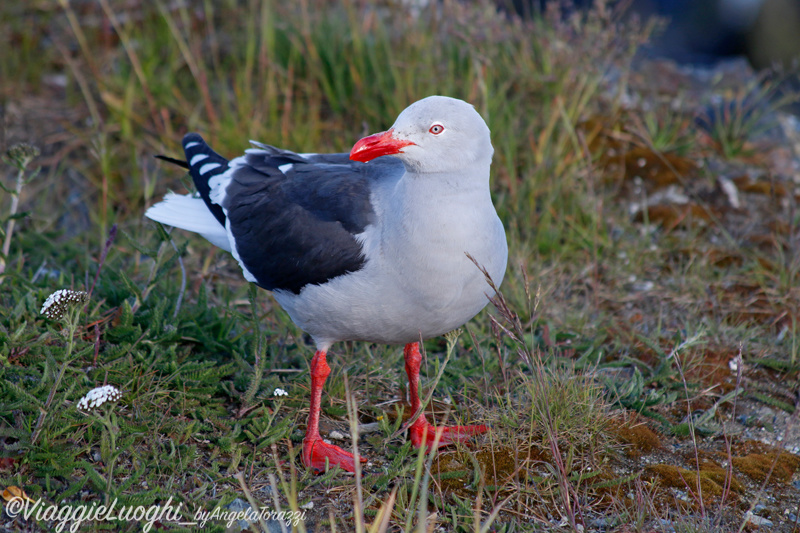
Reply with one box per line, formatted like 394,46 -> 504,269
2,0 -> 800,531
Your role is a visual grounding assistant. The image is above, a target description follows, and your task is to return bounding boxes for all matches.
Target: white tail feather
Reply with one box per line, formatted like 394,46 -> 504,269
145,193 -> 231,251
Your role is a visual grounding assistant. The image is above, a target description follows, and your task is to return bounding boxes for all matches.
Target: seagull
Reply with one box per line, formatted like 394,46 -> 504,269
146,95 -> 508,472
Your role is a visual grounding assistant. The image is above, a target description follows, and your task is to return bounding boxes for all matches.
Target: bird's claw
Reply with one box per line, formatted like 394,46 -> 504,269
303,438 -> 367,473
408,419 -> 487,450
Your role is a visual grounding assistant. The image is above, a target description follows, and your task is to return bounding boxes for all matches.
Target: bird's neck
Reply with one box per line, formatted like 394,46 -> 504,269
402,159 -> 492,194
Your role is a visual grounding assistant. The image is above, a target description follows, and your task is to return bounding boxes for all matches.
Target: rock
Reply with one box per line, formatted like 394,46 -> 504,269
224,498 -> 252,531
658,518 -> 676,533
745,511 -> 773,528
223,498 -> 290,533
588,517 -> 614,529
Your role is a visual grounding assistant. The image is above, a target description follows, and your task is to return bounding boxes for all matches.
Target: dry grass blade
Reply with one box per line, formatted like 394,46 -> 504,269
235,471 -> 275,533
368,486 -> 398,533
96,0 -> 166,134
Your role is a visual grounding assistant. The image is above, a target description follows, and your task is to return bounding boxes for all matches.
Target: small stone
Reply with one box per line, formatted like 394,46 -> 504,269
718,177 -> 741,208
329,430 -> 345,440
746,511 -> 773,528
265,519 -> 289,533
300,501 -> 314,510
225,498 -> 250,512
224,498 -> 253,531
589,517 -> 613,528
658,518 -> 676,533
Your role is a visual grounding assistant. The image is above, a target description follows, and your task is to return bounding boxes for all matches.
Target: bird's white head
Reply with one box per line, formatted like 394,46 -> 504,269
349,95 -> 493,174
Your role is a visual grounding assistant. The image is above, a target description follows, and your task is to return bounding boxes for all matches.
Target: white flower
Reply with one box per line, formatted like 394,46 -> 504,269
41,289 -> 88,320
729,354 -> 743,373
273,388 -> 288,397
77,385 -> 122,411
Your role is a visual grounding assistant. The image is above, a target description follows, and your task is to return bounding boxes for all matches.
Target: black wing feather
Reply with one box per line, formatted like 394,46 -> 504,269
223,148 -> 401,294
182,133 -> 228,226
159,133 -> 403,295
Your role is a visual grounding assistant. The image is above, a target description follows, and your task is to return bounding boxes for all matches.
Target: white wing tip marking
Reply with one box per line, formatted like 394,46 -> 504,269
184,141 -> 200,149
189,153 -> 210,165
199,162 -> 222,175
278,163 -> 293,174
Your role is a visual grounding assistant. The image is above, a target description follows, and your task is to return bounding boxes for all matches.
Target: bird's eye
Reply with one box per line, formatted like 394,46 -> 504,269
429,124 -> 444,135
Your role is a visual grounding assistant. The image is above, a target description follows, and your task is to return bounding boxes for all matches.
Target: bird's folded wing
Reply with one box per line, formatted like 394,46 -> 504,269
221,149 -> 402,294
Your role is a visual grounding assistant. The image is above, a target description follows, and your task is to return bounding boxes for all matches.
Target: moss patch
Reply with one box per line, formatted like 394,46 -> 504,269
733,452 -> 800,483
611,421 -> 662,457
645,462 -> 744,499
475,445 -> 522,488
431,445 -> 539,495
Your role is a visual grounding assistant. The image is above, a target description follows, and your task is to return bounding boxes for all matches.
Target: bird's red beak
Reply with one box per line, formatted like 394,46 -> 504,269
349,129 -> 415,163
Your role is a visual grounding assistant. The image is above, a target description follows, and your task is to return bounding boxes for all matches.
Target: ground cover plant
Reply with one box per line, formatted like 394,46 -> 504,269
1,0 -> 800,531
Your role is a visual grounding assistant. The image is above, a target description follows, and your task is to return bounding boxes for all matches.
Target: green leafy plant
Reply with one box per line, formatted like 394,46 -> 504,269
31,289 -> 90,445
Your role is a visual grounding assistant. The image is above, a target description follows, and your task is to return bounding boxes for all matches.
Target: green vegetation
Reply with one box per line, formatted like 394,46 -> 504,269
2,1 -> 800,531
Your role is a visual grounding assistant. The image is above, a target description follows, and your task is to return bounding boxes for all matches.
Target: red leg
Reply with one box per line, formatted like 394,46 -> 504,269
302,350 -> 366,473
403,342 -> 487,450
